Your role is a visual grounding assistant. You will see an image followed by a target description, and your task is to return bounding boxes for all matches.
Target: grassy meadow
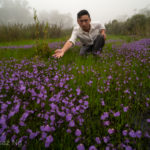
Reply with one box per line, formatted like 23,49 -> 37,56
0,34 -> 150,150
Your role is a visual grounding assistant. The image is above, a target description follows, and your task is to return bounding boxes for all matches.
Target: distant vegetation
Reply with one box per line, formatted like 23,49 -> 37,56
0,23 -> 72,42
105,11 -> 150,37
0,0 -> 73,42
0,0 -> 150,42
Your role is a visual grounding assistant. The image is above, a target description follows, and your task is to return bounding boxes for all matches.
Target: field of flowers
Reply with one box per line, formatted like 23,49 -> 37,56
0,38 -> 150,150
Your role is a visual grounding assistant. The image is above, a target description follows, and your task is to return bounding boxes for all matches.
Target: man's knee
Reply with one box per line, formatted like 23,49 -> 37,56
80,47 -> 87,56
96,34 -> 105,41
80,46 -> 92,56
80,50 -> 85,56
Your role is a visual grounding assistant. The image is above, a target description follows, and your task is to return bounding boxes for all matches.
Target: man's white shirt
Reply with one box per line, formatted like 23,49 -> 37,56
68,21 -> 105,46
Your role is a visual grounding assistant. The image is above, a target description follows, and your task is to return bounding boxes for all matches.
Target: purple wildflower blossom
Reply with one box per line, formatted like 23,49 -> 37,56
122,130 -> 128,136
77,143 -> 85,150
95,137 -> 101,144
113,111 -> 120,117
136,130 -> 142,138
103,120 -> 110,126
103,136 -> 110,143
69,120 -> 75,127
108,128 -> 115,134
66,114 -> 72,122
89,145 -> 97,150
75,129 -> 82,136
101,112 -> 109,120
129,130 -> 136,138
45,135 -> 53,148
146,119 -> 150,123
76,88 -> 81,95
123,106 -> 129,112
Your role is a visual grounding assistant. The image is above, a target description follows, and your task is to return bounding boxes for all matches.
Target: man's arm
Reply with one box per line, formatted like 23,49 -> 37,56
53,27 -> 77,58
52,41 -> 73,58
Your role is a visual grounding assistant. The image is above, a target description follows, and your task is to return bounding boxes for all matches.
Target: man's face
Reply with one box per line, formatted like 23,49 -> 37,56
77,15 -> 91,31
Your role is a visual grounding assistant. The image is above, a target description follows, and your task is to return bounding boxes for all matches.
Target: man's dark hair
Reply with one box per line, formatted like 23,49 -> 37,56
77,10 -> 90,19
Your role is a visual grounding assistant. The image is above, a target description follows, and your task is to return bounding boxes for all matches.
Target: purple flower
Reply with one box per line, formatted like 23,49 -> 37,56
75,137 -> 81,143
129,130 -> 136,138
113,111 -> 120,117
57,110 -> 65,117
11,125 -> 19,134
77,144 -> 85,150
101,112 -> 109,120
19,121 -> 26,126
11,135 -> 17,143
89,145 -> 97,150
125,145 -> 132,150
108,128 -> 115,134
8,111 -> 16,119
71,107 -> 77,114
66,114 -> 72,122
146,119 -> 150,123
107,75 -> 112,80
95,137 -> 101,144
103,121 -> 110,126
101,100 -> 105,106
41,132 -> 47,139
1,103 -> 8,111
69,120 -> 75,127
124,89 -> 130,94
40,125 -> 51,132
84,101 -> 89,106
29,131 -> 39,139
75,129 -> 82,136
103,136 -> 110,143
0,132 -> 6,142
50,115 -> 55,122
20,85 -> 26,91
122,130 -> 128,136
20,112 -> 29,122
136,130 -> 142,138
145,132 -> 150,138
123,106 -> 129,112
76,88 -> 81,95
0,115 -> 7,125
66,129 -> 72,133
124,138 -> 130,143
50,103 -> 57,110
45,135 -> 53,148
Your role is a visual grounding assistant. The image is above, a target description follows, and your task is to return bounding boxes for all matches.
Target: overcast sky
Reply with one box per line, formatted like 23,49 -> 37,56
28,0 -> 150,25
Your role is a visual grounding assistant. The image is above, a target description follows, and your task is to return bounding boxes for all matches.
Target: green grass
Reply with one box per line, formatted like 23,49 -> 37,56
0,36 -> 69,46
0,35 -> 150,149
0,34 -> 138,47
0,48 -> 35,60
0,34 -> 131,61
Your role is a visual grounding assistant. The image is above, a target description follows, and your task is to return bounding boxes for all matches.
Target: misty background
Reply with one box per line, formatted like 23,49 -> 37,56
0,0 -> 150,28
0,0 -> 73,29
0,0 -> 150,42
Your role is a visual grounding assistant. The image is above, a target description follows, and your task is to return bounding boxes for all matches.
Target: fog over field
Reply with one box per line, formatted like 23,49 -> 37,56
0,0 -> 150,28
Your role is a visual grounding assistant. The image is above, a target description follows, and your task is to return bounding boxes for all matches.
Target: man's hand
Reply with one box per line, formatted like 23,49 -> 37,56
52,49 -> 64,58
100,29 -> 106,40
102,33 -> 106,40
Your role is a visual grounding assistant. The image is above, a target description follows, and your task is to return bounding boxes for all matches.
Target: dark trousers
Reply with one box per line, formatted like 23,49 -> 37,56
80,34 -> 105,55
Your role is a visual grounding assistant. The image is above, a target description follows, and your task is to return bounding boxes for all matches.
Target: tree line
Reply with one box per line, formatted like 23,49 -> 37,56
105,10 -> 150,36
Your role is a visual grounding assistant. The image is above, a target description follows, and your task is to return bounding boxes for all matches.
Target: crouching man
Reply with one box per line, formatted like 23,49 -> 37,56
53,9 -> 106,58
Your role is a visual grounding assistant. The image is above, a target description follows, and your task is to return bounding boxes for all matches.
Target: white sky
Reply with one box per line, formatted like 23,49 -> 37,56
28,0 -> 150,25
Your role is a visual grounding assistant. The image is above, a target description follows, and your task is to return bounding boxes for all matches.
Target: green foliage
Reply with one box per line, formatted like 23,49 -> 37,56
33,9 -> 52,58
105,13 -> 150,37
